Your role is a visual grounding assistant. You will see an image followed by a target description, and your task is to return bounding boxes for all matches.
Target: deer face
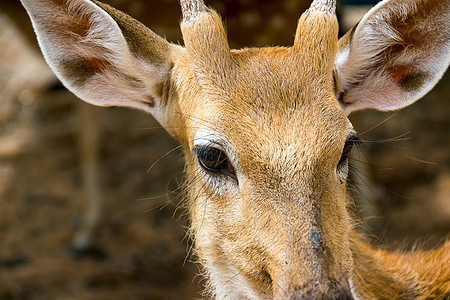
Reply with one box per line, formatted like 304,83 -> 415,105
176,46 -> 356,298
21,0 -> 449,298
172,5 -> 356,297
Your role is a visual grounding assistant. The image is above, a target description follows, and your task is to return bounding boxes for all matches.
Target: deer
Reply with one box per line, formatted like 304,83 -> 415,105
20,0 -> 449,298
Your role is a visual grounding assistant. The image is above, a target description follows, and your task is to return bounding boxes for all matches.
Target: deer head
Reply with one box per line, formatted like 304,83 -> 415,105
21,0 -> 449,298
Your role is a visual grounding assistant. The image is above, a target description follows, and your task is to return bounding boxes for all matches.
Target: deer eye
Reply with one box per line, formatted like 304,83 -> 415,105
338,139 -> 355,167
194,146 -> 236,179
337,135 -> 359,176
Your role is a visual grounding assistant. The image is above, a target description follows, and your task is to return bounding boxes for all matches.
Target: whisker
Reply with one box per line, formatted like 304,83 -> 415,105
401,153 -> 438,165
147,144 -> 183,173
358,111 -> 400,136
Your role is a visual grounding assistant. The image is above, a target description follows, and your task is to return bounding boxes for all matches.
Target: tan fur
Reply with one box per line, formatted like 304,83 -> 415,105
351,237 -> 450,299
20,0 -> 450,298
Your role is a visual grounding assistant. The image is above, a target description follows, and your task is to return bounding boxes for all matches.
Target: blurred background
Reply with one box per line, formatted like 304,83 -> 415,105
0,0 -> 448,299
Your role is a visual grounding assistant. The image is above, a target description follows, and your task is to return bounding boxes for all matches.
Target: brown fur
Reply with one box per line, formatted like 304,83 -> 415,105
351,238 -> 450,299
20,0 -> 450,298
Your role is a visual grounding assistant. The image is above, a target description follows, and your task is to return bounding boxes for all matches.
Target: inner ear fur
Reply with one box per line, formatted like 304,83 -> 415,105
334,0 -> 450,114
21,0 -> 179,114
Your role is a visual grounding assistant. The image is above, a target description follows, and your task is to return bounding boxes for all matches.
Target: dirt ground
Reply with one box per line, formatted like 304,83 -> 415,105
0,1 -> 449,300
0,92 -> 199,300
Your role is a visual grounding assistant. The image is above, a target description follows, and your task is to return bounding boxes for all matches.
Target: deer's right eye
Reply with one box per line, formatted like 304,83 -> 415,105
194,146 -> 237,180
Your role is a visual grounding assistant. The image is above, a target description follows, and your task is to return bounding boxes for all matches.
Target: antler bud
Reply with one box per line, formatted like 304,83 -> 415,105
180,0 -> 231,79
180,0 -> 207,23
308,0 -> 336,14
293,0 -> 338,77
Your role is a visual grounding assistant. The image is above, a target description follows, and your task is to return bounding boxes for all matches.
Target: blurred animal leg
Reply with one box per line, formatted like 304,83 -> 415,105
71,102 -> 101,251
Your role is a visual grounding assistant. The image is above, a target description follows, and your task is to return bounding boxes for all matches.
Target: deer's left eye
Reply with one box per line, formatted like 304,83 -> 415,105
338,139 -> 355,167
336,135 -> 359,182
194,146 -> 236,179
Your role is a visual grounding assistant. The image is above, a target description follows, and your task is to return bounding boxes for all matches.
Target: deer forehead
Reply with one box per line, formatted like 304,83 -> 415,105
182,48 -> 351,176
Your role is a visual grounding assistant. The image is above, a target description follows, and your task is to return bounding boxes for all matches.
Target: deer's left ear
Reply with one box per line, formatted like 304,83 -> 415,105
334,0 -> 449,115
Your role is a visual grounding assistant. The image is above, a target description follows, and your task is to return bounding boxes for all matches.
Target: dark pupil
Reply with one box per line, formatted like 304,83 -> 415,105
196,147 -> 228,172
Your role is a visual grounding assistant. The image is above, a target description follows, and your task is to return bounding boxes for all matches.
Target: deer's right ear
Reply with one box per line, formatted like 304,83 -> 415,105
21,0 -> 181,115
334,0 -> 449,115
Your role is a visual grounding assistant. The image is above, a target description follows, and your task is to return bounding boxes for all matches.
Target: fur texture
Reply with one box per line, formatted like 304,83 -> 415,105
20,0 -> 450,298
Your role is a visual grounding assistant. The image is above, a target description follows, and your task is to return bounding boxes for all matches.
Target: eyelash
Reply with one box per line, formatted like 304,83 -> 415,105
338,137 -> 357,166
336,135 -> 360,182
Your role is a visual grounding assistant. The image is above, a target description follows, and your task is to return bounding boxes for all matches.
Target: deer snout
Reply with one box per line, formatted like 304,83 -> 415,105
288,290 -> 354,300
266,215 -> 354,300
268,242 -> 355,300
279,281 -> 354,300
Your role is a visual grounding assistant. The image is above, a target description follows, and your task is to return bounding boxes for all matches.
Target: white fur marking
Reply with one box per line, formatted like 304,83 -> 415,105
349,278 -> 362,300
193,129 -> 223,147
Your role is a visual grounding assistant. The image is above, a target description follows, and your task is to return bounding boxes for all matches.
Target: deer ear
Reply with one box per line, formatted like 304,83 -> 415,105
335,0 -> 450,115
21,0 -> 180,114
